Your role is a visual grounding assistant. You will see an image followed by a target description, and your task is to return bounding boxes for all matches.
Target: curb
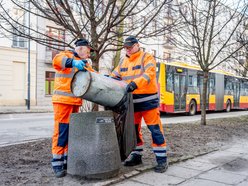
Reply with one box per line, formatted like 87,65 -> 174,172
0,110 -> 53,114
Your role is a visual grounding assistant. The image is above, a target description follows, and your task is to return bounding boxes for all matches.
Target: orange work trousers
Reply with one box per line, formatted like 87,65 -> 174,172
51,103 -> 79,171
132,108 -> 167,164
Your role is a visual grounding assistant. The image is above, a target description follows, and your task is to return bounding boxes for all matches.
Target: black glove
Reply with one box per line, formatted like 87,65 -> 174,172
111,76 -> 121,81
126,81 -> 137,92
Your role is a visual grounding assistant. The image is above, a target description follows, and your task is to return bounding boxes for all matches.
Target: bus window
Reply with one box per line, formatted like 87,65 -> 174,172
188,75 -> 198,94
241,81 -> 246,96
224,77 -> 233,95
209,78 -> 215,95
156,63 -> 160,81
189,75 -> 193,85
245,81 -> 248,96
166,66 -> 173,92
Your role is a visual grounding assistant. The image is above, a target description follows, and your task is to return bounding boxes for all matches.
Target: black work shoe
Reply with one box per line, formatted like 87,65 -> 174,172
154,162 -> 168,173
54,169 -> 66,178
124,154 -> 142,166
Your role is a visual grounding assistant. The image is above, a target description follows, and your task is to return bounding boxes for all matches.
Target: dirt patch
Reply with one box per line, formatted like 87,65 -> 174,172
0,115 -> 248,185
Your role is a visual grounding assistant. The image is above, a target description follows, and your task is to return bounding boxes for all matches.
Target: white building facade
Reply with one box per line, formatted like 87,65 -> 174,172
0,2 -> 37,106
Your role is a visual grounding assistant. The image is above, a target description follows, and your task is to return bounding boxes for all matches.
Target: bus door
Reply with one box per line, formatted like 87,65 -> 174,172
233,79 -> 240,108
174,72 -> 186,111
198,75 -> 209,110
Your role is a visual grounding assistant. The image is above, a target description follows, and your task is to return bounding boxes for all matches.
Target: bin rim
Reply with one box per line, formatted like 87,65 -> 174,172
71,70 -> 92,97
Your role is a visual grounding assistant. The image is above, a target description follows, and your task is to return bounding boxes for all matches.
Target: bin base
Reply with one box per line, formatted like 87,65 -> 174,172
67,111 -> 121,180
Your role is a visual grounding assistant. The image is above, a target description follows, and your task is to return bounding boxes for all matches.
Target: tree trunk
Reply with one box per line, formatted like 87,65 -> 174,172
113,44 -> 122,69
112,0 -> 125,69
90,50 -> 99,111
90,14 -> 99,111
243,58 -> 248,77
113,25 -> 124,68
200,71 -> 209,125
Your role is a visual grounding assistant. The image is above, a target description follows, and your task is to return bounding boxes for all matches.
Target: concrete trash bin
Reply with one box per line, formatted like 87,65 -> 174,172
67,111 -> 121,179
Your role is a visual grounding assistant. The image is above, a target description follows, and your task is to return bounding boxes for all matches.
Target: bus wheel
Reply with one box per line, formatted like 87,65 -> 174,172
189,100 -> 197,116
226,100 -> 231,112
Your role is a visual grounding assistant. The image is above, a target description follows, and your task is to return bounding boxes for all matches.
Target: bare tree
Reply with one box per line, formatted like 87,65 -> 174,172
244,55 -> 248,76
173,0 -> 248,125
238,30 -> 248,77
0,0 -> 171,70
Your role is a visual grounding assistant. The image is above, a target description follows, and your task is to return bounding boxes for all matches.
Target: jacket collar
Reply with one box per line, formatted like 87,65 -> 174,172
127,50 -> 142,61
70,50 -> 80,58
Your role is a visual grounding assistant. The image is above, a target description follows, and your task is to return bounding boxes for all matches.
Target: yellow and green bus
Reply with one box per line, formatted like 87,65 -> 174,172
157,62 -> 248,115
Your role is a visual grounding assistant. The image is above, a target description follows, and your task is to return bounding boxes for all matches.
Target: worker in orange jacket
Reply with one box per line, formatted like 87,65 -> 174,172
51,38 -> 94,178
111,36 -> 168,173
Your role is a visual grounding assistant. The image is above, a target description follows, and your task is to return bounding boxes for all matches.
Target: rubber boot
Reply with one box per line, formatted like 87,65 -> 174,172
154,162 -> 168,173
53,167 -> 66,178
124,154 -> 142,166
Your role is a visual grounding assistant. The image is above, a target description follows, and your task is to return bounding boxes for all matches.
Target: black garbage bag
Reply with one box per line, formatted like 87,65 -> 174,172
111,93 -> 137,161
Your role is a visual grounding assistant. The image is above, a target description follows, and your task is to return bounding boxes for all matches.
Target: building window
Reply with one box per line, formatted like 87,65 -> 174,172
163,52 -> 171,60
152,19 -> 157,31
95,0 -> 105,17
45,71 -> 55,95
151,49 -> 156,57
151,0 -> 157,7
142,16 -> 146,33
12,8 -> 27,48
128,16 -> 134,28
46,26 -> 65,59
13,31 -> 27,48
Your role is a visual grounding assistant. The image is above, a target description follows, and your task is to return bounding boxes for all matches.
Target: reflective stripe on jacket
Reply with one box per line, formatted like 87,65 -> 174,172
52,50 -> 84,105
112,50 -> 159,112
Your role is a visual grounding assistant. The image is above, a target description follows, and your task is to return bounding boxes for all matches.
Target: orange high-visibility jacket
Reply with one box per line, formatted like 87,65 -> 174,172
52,50 -> 93,105
111,50 -> 159,111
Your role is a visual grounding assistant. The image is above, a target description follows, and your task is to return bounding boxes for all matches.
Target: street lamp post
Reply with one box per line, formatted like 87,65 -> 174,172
27,1 -> 31,110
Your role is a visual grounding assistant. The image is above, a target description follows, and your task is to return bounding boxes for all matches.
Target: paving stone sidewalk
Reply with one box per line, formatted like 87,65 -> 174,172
114,139 -> 248,186
46,138 -> 248,186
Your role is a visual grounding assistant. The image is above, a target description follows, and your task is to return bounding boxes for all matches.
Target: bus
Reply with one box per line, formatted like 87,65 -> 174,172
157,61 -> 248,115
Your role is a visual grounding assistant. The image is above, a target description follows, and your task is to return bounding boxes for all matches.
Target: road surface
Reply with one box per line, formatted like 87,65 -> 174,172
0,110 -> 247,147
